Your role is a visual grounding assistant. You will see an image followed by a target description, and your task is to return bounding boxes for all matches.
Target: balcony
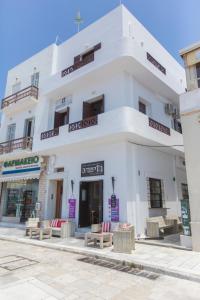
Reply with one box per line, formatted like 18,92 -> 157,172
36,107 -> 184,155
1,86 -> 38,115
40,116 -> 98,140
0,137 -> 33,155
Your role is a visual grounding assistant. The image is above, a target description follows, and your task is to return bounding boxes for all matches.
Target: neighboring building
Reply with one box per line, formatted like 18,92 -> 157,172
0,5 -> 187,237
180,42 -> 200,251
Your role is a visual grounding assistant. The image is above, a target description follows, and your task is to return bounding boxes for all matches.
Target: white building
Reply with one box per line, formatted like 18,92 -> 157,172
0,5 -> 187,237
180,42 -> 200,251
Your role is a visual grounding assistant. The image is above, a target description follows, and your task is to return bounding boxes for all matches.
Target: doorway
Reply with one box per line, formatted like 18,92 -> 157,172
79,180 -> 103,227
24,118 -> 34,138
55,180 -> 63,218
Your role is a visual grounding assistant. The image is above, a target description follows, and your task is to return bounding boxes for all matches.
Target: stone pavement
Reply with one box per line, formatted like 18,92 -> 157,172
0,240 -> 200,300
0,225 -> 200,283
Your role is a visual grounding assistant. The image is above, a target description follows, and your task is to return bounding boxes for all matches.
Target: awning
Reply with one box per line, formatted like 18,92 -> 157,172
0,171 -> 40,182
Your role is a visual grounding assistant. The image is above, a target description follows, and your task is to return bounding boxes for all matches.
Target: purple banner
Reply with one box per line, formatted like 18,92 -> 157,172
109,198 -> 119,222
68,198 -> 76,219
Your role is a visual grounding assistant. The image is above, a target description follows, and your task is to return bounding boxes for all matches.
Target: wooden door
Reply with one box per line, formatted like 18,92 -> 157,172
79,181 -> 103,227
55,181 -> 63,218
79,182 -> 90,227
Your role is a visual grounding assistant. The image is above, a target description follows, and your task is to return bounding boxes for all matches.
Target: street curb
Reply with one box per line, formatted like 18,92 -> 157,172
0,235 -> 200,283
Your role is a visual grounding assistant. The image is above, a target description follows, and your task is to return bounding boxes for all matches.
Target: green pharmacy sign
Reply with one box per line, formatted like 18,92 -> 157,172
2,156 -> 40,175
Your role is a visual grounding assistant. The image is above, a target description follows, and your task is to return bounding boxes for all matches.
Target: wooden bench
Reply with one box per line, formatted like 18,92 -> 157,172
146,216 -> 177,238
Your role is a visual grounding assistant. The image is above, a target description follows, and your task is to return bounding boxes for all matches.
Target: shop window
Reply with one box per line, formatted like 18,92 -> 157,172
82,95 -> 104,119
149,178 -> 163,208
2,179 -> 39,222
54,107 -> 70,128
181,183 -> 189,199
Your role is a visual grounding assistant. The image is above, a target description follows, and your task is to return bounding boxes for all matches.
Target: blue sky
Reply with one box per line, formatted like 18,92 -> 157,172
0,0 -> 199,99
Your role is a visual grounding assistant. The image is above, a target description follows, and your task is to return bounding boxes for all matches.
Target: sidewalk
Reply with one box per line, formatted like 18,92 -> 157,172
0,225 -> 200,283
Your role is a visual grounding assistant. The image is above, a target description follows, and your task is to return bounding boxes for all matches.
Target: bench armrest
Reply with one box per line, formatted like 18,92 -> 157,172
146,221 -> 160,238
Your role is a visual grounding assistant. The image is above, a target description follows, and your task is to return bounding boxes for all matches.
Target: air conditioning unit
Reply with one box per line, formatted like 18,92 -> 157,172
165,104 -> 180,118
165,103 -> 174,115
173,107 -> 180,119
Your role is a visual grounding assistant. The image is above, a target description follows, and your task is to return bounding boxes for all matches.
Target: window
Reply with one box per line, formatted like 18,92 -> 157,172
139,101 -> 146,114
31,72 -> 39,87
181,183 -> 189,199
196,63 -> 200,88
12,82 -> 21,94
54,107 -> 70,128
149,178 -> 163,208
82,95 -> 104,119
173,119 -> 182,134
7,124 -> 16,141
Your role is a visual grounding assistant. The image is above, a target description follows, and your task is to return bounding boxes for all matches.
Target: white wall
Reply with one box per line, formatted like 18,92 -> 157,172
44,140 -> 185,235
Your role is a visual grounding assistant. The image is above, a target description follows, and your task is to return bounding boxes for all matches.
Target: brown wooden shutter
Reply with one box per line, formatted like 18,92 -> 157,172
54,112 -> 62,128
74,55 -> 81,64
83,102 -> 92,119
66,106 -> 70,124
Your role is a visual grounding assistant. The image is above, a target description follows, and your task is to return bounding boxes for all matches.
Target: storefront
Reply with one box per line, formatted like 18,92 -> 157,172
0,156 -> 42,223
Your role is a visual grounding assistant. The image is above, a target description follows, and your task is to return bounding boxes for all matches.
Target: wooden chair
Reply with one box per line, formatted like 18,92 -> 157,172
85,222 -> 113,249
25,218 -> 39,236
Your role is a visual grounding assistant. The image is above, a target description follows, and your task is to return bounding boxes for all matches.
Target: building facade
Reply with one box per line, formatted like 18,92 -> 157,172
0,5 -> 187,237
180,42 -> 200,251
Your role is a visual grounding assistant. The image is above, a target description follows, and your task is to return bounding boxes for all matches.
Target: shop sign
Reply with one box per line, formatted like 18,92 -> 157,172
109,196 -> 119,222
1,156 -> 41,175
68,198 -> 76,219
181,199 -> 191,236
81,161 -> 104,177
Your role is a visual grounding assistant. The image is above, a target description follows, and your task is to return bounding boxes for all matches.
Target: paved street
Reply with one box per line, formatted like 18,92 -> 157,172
0,240 -> 199,300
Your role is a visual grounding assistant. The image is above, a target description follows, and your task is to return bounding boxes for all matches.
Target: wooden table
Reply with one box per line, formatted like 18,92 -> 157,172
85,232 -> 112,249
30,227 -> 52,240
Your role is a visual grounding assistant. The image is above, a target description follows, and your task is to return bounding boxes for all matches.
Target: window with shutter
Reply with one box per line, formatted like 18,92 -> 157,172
82,96 -> 104,119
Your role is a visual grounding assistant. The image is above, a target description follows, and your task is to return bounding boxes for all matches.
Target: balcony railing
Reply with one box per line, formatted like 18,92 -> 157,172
0,137 -> 33,155
1,86 -> 38,109
149,118 -> 171,136
68,115 -> 98,132
40,128 -> 59,140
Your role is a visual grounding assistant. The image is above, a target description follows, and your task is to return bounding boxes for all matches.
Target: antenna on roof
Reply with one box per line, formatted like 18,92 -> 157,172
55,35 -> 61,45
75,10 -> 83,33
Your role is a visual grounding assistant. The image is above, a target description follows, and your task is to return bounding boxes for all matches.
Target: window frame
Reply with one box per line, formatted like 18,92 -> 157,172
149,178 -> 163,208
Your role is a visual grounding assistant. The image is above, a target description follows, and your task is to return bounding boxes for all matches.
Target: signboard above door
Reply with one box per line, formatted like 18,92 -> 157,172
81,161 -> 104,177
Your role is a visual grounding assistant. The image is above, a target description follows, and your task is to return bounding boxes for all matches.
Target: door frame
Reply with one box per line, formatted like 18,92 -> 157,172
79,179 -> 103,228
55,180 -> 63,219
24,118 -> 34,138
